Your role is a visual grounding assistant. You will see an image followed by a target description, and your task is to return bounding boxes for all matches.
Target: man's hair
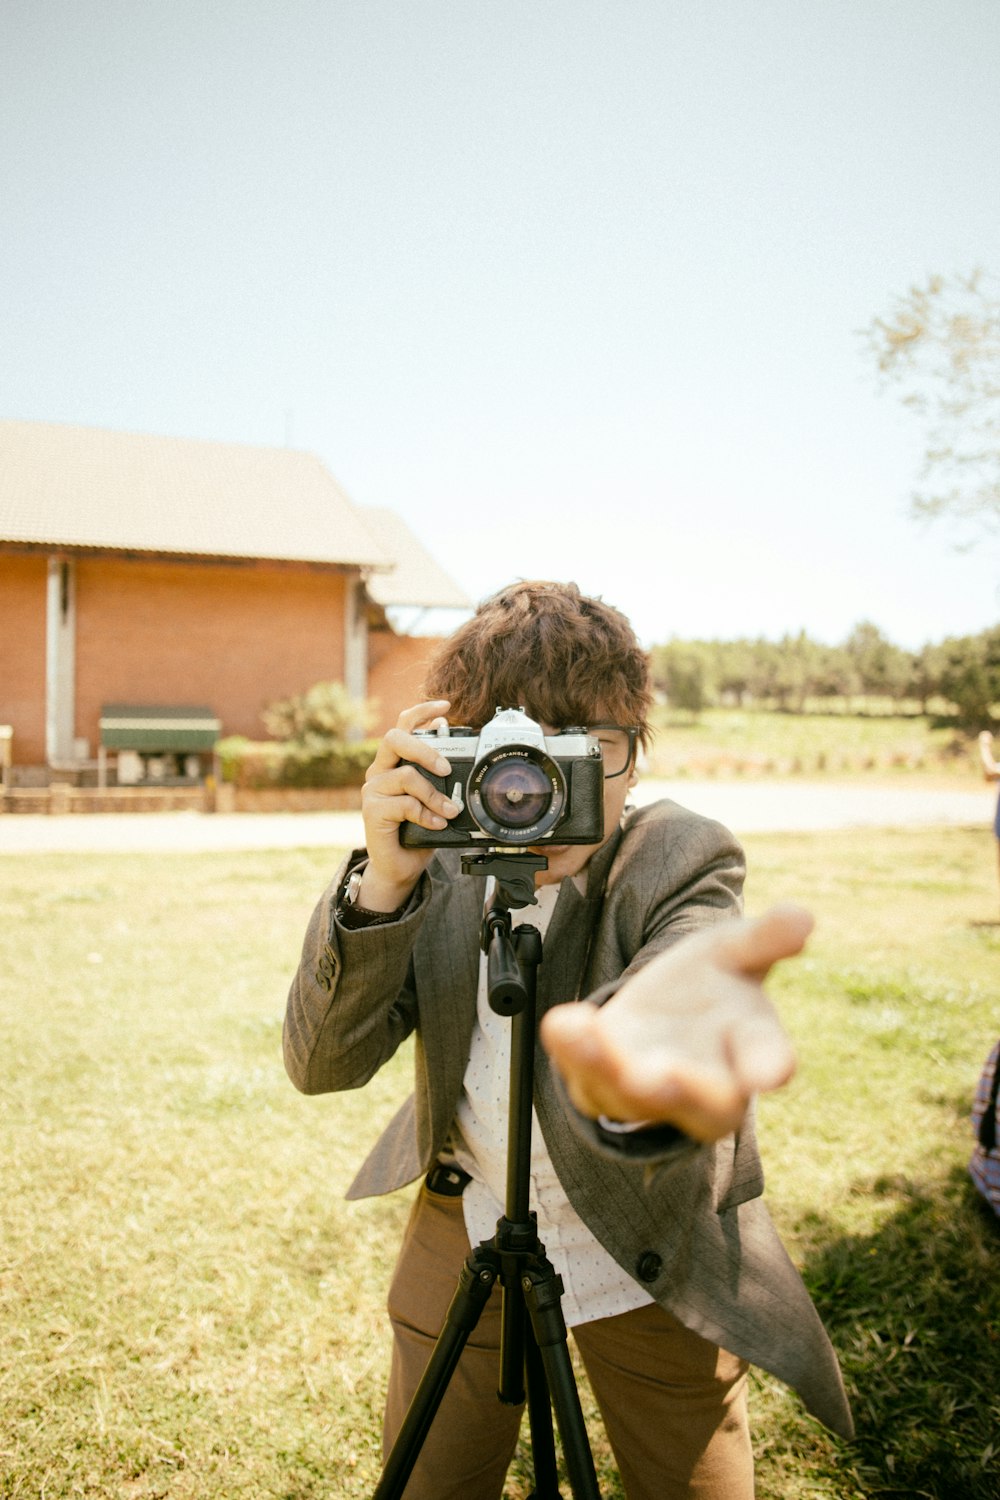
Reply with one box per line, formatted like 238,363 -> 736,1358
424,580 -> 653,748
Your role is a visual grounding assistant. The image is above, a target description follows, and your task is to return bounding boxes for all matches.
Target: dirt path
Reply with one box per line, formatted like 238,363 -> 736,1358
0,779 -> 994,854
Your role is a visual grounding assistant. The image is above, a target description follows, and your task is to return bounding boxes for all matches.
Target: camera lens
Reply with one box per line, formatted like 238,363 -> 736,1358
469,748 -> 565,842
480,758 -> 550,827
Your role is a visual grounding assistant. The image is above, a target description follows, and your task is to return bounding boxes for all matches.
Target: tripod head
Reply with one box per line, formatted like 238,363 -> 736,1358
460,847 -> 548,911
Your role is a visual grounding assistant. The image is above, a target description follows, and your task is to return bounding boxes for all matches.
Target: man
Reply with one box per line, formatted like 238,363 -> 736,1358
284,581 -> 852,1499
978,729 -> 1000,917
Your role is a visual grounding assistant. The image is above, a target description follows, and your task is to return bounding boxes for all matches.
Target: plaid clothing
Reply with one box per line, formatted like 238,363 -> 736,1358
970,1040 -> 1000,1216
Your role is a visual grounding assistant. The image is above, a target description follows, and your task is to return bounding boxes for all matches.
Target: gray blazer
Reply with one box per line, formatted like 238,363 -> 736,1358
284,798 -> 853,1438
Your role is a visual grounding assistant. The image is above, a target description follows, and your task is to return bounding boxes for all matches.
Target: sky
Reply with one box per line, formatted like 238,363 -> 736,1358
3,0 -> 1000,651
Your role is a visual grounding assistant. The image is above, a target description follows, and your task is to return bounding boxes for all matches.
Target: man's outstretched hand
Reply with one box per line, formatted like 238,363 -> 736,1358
540,904 -> 812,1142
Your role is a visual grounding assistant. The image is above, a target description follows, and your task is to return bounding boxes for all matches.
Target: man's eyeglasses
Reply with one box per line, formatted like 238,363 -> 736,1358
588,724 -> 639,780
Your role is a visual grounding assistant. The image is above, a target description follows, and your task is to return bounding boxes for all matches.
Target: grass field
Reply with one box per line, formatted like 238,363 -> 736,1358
2,823 -> 999,1498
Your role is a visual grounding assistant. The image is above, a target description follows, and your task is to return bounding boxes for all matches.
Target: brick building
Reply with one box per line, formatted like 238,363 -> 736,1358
0,420 -> 469,785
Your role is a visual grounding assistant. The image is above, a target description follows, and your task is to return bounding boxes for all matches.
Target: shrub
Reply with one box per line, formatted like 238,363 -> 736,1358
214,681 -> 378,789
260,680 -> 374,743
214,734 -> 378,789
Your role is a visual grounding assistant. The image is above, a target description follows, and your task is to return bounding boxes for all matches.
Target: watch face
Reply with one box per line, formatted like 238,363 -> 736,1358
346,871 -> 364,905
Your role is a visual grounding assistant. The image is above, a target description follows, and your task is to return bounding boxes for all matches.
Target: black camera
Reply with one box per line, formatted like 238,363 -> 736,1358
400,707 -> 605,849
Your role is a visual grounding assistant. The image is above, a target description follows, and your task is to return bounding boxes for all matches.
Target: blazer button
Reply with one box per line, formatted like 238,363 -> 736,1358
636,1251 -> 662,1284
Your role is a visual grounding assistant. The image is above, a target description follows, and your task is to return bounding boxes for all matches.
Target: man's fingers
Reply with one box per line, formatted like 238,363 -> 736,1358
542,1006 -> 750,1139
364,788 -> 447,833
367,701 -> 453,778
397,699 -> 451,733
539,1005 -> 610,1117
725,1014 -> 797,1094
372,728 -> 450,779
713,903 -> 814,979
362,765 -> 459,829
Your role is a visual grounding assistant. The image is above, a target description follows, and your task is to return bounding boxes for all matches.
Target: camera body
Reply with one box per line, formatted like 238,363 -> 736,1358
399,707 -> 605,849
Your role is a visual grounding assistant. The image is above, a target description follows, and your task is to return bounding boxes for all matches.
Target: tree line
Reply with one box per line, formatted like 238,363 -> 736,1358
649,620 -> 1000,728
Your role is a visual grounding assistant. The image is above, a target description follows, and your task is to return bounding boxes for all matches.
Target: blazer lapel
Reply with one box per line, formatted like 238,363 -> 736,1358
536,879 -> 592,1015
534,821 -> 626,1016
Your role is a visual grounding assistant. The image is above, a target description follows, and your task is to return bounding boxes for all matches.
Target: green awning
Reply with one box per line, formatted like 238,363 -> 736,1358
99,704 -> 221,752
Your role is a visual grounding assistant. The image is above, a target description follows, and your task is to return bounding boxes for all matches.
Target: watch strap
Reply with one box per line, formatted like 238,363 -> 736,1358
336,867 -> 409,928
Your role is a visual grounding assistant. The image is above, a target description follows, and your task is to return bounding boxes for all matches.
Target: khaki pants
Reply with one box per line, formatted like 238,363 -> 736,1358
383,1183 -> 753,1500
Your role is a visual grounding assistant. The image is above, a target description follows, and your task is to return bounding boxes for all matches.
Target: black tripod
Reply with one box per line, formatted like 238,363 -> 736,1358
373,850 -> 601,1500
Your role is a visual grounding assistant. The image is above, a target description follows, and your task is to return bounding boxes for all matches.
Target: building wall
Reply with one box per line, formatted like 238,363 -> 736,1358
0,553 -> 48,763
1,549 -> 448,769
368,630 -> 449,733
73,556 -> 350,754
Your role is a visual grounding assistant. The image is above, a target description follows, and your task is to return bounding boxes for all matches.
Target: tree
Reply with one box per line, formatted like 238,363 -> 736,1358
864,270 -> 1000,537
937,628 -> 1000,729
812,642 -> 860,703
649,641 -> 708,717
844,620 -> 911,704
907,641 -> 947,715
770,632 -> 823,713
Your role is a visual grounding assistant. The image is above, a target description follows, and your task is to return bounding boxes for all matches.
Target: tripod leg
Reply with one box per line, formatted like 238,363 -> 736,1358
523,1326 -> 562,1499
523,1271 -> 601,1500
374,1255 -> 498,1500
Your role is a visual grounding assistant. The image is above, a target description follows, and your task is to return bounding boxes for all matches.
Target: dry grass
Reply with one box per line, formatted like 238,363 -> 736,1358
1,826 -> 999,1497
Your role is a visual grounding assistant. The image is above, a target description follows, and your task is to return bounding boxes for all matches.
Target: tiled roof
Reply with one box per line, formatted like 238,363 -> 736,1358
362,507 -> 471,610
0,419 -> 390,569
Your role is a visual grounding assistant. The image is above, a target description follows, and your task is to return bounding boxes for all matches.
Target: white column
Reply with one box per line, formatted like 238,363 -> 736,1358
46,556 -> 76,764
343,576 -> 368,721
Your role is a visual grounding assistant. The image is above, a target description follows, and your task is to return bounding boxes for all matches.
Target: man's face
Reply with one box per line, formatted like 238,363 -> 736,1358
530,719 -> 637,888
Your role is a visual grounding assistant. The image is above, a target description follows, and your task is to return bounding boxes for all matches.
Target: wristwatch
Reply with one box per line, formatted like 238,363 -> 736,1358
337,867 -> 408,929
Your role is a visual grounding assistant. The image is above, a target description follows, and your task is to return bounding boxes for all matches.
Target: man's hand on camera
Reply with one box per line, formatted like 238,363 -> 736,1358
357,700 -> 462,911
540,904 -> 811,1142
